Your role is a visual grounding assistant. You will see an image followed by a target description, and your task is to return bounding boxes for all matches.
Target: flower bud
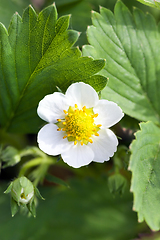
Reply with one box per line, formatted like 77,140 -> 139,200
4,176 -> 43,217
1,146 -> 21,168
12,176 -> 34,204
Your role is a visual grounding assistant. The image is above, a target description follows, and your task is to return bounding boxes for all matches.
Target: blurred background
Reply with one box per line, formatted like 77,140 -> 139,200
0,0 -> 160,239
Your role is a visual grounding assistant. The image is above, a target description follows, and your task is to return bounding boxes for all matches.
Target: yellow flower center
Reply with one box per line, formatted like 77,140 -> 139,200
20,192 -> 27,199
56,104 -> 101,145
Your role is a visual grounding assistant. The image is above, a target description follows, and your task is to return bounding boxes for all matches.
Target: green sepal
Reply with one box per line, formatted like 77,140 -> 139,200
4,182 -> 13,194
20,176 -> 29,188
108,173 -> 127,195
27,199 -> 36,218
11,198 -> 19,217
35,187 -> 45,200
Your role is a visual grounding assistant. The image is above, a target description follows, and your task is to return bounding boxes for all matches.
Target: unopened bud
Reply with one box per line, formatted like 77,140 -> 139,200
4,176 -> 44,217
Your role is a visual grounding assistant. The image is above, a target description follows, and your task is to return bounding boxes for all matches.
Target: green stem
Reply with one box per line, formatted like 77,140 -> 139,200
18,156 -> 56,177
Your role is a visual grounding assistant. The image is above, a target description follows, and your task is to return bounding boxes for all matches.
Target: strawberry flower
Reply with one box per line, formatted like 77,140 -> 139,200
37,82 -> 124,168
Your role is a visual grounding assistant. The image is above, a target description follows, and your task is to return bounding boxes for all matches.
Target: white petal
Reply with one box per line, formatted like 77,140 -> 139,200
93,100 -> 124,128
61,143 -> 94,168
19,191 -> 34,204
37,92 -> 69,123
65,82 -> 99,108
90,128 -> 118,163
37,124 -> 72,155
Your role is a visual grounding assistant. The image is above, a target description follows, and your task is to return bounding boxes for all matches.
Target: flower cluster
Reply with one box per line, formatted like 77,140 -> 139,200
37,82 -> 124,168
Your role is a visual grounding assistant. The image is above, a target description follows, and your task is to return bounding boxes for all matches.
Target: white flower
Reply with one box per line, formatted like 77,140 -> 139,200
37,82 -> 124,168
19,188 -> 34,204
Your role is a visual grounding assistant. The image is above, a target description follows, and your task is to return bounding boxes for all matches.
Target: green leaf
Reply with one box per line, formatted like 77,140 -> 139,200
82,1 -> 160,125
129,121 -> 160,231
46,0 -> 80,8
0,0 -> 31,28
45,173 -> 70,188
136,0 -> 160,9
0,4 -> 106,134
44,0 -> 118,46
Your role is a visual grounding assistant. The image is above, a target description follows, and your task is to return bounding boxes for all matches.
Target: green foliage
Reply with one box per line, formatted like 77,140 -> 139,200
17,147 -> 56,186
0,177 -> 142,240
44,0 -> 157,46
1,0 -> 160,236
82,1 -> 160,125
108,173 -> 127,195
129,121 -> 160,231
0,146 -> 21,168
0,0 -> 31,27
82,1 -> 160,231
0,4 -> 106,134
136,0 -> 160,9
45,173 -> 70,188
44,0 -> 118,46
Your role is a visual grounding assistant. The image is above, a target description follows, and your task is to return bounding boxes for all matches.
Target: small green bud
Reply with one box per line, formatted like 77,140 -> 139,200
4,176 -> 44,217
10,176 -> 34,205
1,146 -> 21,168
108,173 -> 127,195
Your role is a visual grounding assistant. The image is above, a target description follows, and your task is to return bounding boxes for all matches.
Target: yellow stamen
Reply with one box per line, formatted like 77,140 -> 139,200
56,105 -> 101,145
93,113 -> 98,118
82,106 -> 86,111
